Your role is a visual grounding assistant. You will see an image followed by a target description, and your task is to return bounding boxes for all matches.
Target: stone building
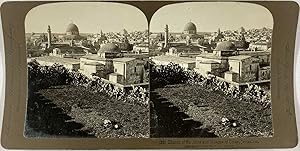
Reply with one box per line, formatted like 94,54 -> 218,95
195,41 -> 270,84
225,55 -> 260,83
249,42 -> 270,51
133,43 -> 149,54
79,43 -> 147,85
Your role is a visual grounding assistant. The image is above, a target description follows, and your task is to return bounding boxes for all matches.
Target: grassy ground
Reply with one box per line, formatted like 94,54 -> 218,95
151,84 -> 273,138
25,85 -> 149,138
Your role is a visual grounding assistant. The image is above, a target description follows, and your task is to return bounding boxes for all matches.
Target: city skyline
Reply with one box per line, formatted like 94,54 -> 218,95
150,2 -> 273,33
25,2 -> 148,33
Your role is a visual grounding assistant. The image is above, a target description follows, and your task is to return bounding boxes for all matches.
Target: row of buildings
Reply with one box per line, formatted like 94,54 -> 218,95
151,21 -> 271,86
27,21 -> 272,87
27,23 -> 149,88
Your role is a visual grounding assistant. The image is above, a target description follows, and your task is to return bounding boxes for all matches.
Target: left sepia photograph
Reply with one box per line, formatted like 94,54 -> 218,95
25,2 -> 150,138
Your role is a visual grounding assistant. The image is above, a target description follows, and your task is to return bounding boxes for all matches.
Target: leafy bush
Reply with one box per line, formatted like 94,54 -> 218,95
28,60 -> 72,90
150,62 -> 189,87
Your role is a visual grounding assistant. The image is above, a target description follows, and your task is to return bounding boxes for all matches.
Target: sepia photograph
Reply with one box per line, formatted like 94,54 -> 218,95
24,2 -> 150,138
149,2 -> 273,138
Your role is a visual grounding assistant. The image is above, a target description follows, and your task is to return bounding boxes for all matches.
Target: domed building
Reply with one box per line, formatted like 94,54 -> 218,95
195,39 -> 265,84
213,41 -> 237,57
44,24 -> 90,59
181,21 -> 203,40
97,43 -> 122,58
64,23 -> 86,41
66,23 -> 79,35
184,22 -> 197,34
215,41 -> 236,51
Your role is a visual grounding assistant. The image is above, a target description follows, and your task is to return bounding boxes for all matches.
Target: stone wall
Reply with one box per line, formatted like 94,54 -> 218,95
113,62 -> 126,76
125,60 -> 145,84
258,67 -> 271,80
239,58 -> 259,83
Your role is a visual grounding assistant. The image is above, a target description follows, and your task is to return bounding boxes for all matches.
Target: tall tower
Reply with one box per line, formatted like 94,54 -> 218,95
164,24 -> 169,48
47,25 -> 51,48
100,30 -> 103,36
217,28 -> 221,34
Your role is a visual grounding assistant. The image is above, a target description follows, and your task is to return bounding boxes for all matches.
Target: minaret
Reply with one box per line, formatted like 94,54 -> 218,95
100,30 -> 103,36
164,24 -> 169,48
217,28 -> 221,34
47,25 -> 51,48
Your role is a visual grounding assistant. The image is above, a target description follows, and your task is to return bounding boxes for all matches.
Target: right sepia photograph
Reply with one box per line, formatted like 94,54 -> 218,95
149,2 -> 273,138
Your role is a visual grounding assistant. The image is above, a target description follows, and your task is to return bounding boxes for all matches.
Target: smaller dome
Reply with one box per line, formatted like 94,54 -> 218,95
184,22 -> 197,32
215,41 -> 236,51
99,43 -> 121,53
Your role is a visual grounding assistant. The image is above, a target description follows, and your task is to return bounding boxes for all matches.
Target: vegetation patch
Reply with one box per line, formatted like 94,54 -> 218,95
26,61 -> 149,138
150,63 -> 273,138
154,84 -> 273,138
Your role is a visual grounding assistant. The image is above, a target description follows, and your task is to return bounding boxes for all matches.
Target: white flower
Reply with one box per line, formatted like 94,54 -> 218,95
221,117 -> 229,123
232,122 -> 237,127
114,124 -> 119,129
103,119 -> 111,125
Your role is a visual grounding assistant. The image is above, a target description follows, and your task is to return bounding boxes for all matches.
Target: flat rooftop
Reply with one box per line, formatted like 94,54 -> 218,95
239,51 -> 271,56
228,55 -> 253,61
151,55 -> 196,64
113,57 -> 136,62
196,53 -> 227,59
34,56 -> 80,64
81,54 -> 107,61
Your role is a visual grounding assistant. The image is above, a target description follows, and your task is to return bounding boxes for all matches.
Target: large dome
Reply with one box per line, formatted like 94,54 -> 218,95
215,41 -> 236,51
184,22 -> 197,34
99,43 -> 121,53
66,23 -> 79,35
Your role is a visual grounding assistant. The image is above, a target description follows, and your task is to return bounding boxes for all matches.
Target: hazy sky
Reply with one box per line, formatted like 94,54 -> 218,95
25,2 -> 148,33
150,2 -> 273,33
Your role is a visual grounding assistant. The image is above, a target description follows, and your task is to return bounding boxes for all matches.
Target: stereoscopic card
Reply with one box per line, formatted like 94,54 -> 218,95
0,0 -> 299,149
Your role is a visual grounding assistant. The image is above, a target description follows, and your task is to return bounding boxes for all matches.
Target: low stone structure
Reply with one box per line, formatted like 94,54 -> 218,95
194,41 -> 270,84
79,43 -> 147,85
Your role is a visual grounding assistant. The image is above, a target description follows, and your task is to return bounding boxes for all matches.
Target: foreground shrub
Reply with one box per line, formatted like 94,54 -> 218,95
150,63 -> 188,87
